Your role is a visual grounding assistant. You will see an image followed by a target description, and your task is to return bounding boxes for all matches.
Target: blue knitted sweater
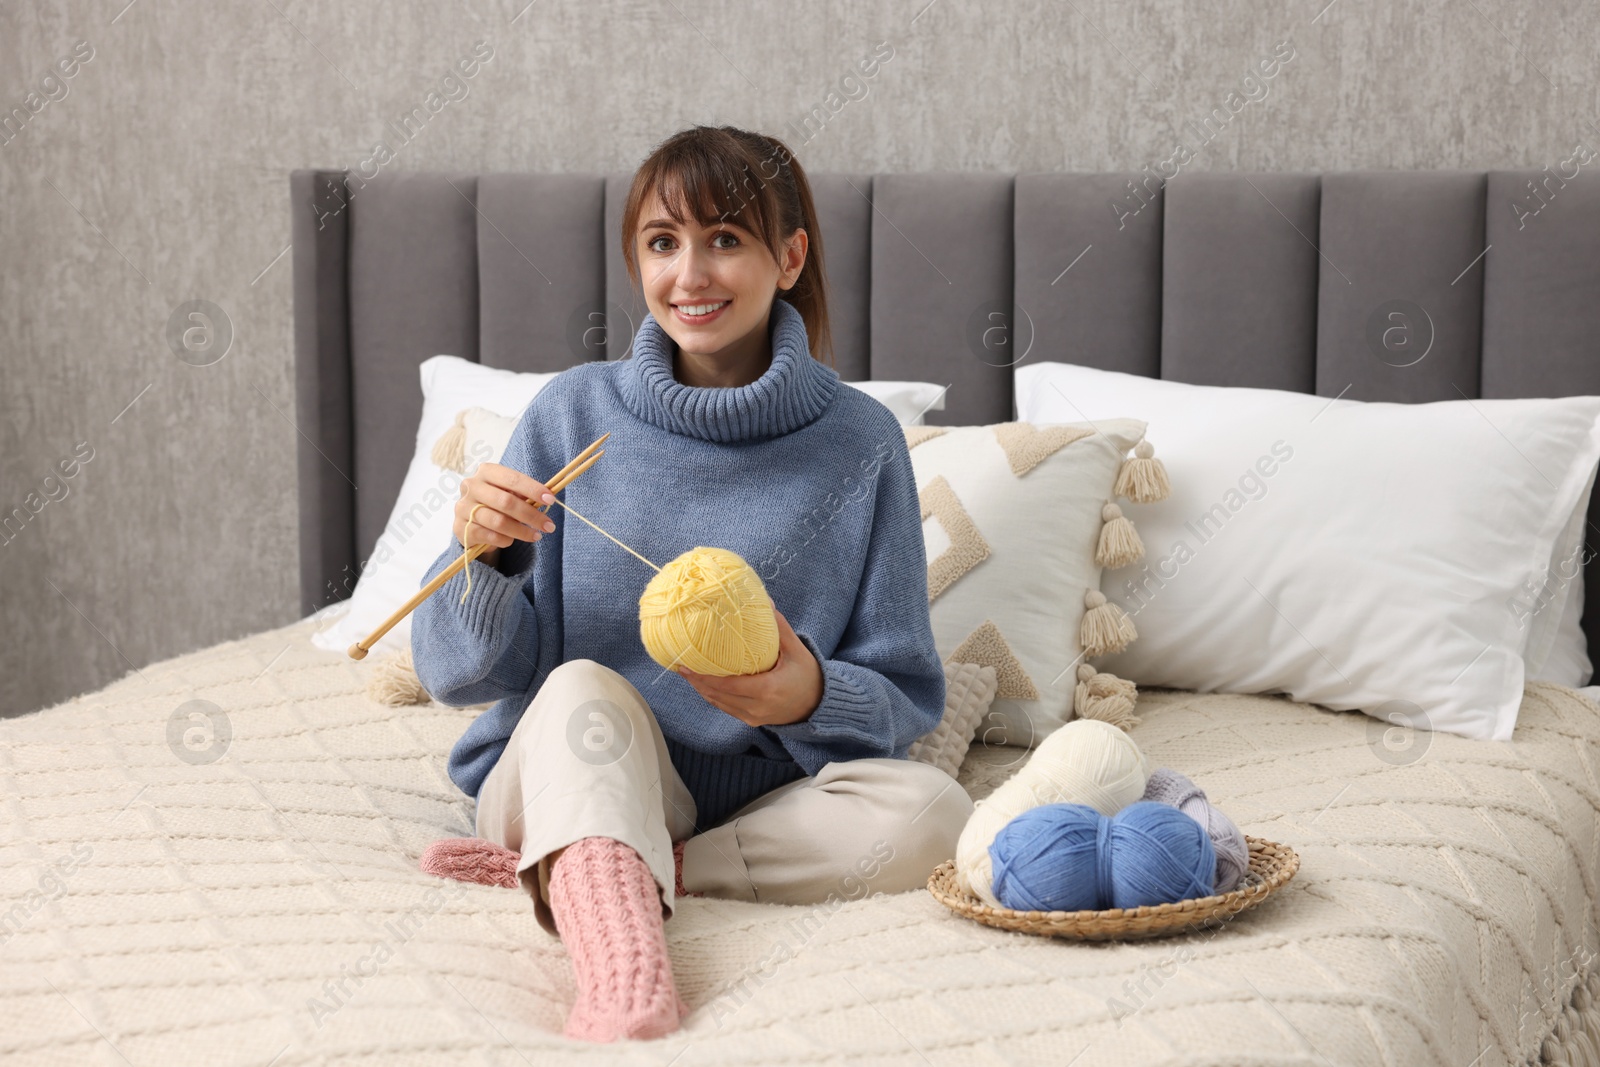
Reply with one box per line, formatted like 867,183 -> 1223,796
409,297 -> 944,833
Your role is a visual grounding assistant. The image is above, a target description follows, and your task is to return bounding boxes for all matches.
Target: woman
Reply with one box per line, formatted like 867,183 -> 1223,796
410,125 -> 973,1043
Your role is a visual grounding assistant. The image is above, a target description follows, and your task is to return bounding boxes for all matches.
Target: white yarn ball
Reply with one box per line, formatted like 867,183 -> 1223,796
955,719 -> 1150,908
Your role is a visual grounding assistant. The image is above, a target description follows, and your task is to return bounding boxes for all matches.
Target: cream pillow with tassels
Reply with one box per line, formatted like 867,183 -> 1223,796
905,419 -> 1169,747
430,406 -> 517,475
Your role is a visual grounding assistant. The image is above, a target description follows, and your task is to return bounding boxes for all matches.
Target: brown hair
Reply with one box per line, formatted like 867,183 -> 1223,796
621,125 -> 835,368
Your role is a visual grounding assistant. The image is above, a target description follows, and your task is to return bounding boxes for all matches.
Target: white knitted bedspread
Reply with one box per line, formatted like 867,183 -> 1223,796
4,612 -> 1599,1067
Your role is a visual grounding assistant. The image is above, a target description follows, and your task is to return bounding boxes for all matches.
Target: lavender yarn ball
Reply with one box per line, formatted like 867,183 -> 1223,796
1141,768 -> 1250,893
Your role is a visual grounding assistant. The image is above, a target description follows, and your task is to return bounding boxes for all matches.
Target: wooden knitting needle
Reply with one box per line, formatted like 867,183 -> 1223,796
346,432 -> 610,660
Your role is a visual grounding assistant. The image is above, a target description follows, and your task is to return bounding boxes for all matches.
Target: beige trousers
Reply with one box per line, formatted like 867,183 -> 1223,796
473,658 -> 975,939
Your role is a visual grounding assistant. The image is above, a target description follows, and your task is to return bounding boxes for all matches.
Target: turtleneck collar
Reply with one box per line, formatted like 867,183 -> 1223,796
617,296 -> 839,444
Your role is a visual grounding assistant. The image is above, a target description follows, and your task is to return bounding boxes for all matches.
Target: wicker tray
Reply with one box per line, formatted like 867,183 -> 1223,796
927,835 -> 1300,941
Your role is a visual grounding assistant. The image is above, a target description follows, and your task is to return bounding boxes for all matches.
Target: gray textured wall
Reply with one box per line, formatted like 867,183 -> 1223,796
2,0 -> 1595,717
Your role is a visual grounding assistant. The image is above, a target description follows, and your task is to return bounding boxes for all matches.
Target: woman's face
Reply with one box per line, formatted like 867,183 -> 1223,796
635,188 -> 806,362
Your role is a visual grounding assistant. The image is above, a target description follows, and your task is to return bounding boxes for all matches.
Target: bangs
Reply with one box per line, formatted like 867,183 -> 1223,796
649,153 -> 772,238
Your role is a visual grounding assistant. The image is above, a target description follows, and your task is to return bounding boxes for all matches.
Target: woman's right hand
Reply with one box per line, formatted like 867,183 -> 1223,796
453,462 -> 558,568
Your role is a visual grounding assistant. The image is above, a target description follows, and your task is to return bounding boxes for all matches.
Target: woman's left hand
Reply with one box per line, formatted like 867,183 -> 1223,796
676,608 -> 824,727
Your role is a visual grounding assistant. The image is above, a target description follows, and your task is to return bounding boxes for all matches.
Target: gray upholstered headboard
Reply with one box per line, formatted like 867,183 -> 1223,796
290,167 -> 1600,667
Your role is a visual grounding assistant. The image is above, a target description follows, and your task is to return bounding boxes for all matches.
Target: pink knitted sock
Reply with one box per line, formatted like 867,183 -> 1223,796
548,836 -> 686,1042
419,837 -> 520,889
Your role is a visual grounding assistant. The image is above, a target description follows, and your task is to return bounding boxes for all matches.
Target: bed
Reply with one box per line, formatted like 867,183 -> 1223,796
5,167 -> 1600,1066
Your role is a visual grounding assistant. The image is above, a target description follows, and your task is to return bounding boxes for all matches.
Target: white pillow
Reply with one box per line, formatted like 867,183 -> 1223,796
1015,362 -> 1600,741
907,418 -> 1150,745
1526,468 -> 1596,687
1533,577 -> 1593,687
843,380 -> 946,424
309,356 -> 562,657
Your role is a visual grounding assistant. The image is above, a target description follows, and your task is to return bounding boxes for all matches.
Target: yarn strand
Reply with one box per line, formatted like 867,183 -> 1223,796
457,496 -> 662,606
460,503 -> 489,604
545,497 -> 663,573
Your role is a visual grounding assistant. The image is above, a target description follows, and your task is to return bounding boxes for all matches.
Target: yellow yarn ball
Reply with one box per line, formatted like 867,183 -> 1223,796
638,546 -> 780,677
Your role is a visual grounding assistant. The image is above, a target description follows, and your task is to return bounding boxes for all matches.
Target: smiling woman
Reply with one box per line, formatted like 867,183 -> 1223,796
620,125 -> 836,385
408,124 -> 967,1044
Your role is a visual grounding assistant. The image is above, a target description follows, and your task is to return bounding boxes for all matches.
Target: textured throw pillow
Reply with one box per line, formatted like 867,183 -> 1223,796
905,660 -> 999,778
308,357 -> 561,657
1015,361 -> 1600,741
906,419 -> 1161,746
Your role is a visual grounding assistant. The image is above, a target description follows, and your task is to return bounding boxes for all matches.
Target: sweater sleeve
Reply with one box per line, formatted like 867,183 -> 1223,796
409,412 -> 547,708
763,435 -> 945,775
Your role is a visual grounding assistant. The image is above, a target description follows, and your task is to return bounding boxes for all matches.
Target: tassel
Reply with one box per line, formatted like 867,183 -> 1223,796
431,409 -> 469,473
1080,589 -> 1137,656
367,647 -> 431,706
1096,502 -> 1145,569
1114,438 -> 1171,503
1074,664 -> 1140,730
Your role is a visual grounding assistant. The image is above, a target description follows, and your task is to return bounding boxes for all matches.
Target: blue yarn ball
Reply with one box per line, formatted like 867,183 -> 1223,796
988,803 -> 1104,912
988,801 -> 1216,912
1108,801 -> 1216,909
